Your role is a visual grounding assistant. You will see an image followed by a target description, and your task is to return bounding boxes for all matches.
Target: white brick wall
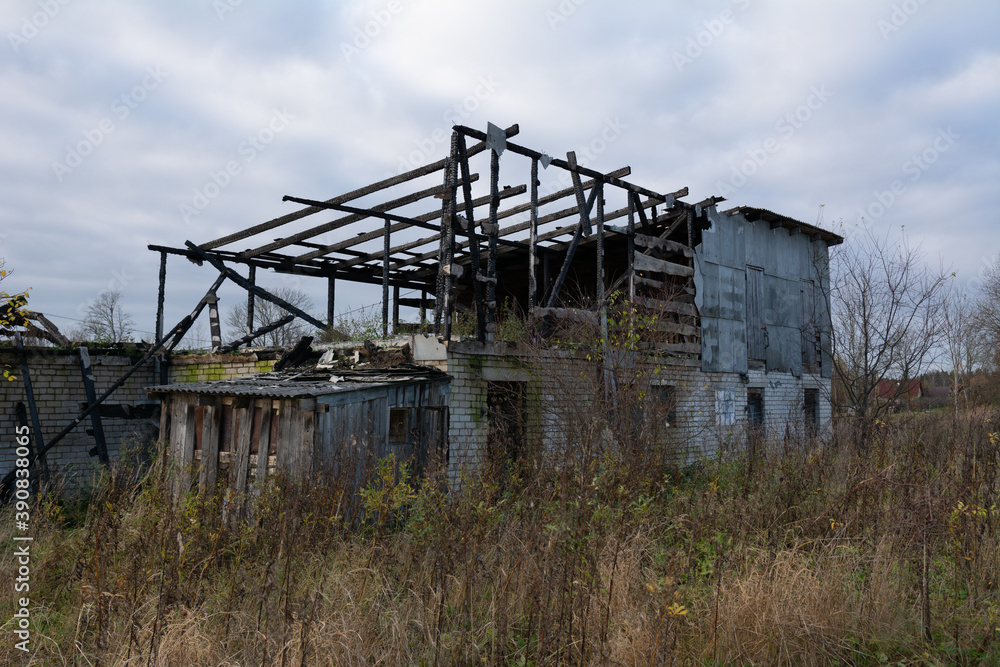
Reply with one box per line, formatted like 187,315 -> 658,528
443,342 -> 833,485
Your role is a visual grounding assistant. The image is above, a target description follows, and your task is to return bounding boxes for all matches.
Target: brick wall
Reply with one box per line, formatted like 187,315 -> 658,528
0,349 -> 275,489
444,342 -> 833,485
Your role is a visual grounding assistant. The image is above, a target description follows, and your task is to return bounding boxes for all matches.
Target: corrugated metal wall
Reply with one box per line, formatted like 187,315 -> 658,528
695,208 -> 833,378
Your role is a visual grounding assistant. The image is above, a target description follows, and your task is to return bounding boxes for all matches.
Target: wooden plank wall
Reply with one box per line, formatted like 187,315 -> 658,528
162,381 -> 449,500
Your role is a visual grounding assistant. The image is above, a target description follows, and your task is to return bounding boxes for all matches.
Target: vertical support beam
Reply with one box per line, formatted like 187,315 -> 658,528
435,135 -> 457,336
392,286 -> 400,335
437,132 -> 459,339
456,134 -> 486,340
627,192 -> 636,303
528,157 -> 539,313
420,290 -> 427,327
207,294 -> 222,352
542,251 -> 550,304
327,275 -> 336,329
382,216 -> 390,339
156,251 -> 167,344
596,179 -> 605,305
78,346 -> 110,465
15,333 -> 48,483
486,146 -> 501,338
246,265 -> 256,335
687,209 -> 694,250
597,181 -> 608,371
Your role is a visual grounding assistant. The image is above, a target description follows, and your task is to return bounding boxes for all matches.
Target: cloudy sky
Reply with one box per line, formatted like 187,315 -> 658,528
1,0 -> 997,347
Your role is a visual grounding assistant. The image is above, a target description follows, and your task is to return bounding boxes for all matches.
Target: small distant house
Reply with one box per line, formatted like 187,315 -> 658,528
147,364 -> 449,495
875,379 -> 922,403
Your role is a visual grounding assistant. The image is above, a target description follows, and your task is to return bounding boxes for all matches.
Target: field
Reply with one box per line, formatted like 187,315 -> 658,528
3,407 -> 1000,666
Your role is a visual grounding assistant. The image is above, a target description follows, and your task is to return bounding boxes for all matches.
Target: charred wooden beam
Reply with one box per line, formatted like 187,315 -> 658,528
199,124 -> 518,252
166,272 -> 228,352
327,276 -> 336,329
456,133 -> 486,340
185,242 -> 327,331
246,265 -> 256,335
78,346 -> 109,464
217,314 -> 296,353
382,216 -> 390,338
453,125 -> 683,207
528,157 -> 539,312
156,250 -> 167,344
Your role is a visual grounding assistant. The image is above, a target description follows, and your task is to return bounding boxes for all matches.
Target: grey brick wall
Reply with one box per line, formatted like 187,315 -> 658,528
444,342 -> 833,486
0,350 -> 276,489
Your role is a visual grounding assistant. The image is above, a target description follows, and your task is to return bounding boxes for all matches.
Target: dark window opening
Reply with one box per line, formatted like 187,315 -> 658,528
746,388 -> 765,451
653,385 -> 678,427
746,388 -> 764,427
487,381 -> 527,474
388,408 -> 409,444
804,388 -> 819,435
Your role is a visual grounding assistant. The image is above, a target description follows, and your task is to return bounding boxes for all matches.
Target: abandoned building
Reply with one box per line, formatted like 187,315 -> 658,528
138,121 -> 842,486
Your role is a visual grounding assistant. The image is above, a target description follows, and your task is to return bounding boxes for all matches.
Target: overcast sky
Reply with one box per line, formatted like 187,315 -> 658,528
1,0 -> 997,347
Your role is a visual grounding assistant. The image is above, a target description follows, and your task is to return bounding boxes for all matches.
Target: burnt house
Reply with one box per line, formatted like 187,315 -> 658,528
149,121 -> 842,484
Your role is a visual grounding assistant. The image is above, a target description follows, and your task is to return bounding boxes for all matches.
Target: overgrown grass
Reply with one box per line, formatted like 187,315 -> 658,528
3,408 -> 1000,665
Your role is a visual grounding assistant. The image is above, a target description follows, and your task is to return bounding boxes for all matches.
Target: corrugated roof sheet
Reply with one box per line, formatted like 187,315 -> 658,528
724,206 -> 844,245
147,364 -> 450,399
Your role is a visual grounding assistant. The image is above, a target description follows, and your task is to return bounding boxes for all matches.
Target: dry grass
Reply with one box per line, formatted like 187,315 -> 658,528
2,405 -> 1000,666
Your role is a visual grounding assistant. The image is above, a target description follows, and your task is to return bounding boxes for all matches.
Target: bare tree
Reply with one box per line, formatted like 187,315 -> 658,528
78,289 -> 134,344
224,286 -> 316,347
942,287 -> 984,411
974,257 -> 1000,371
830,225 -> 950,421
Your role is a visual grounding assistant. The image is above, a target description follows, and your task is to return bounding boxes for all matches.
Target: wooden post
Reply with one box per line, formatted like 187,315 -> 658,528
456,134 -> 486,341
207,294 -> 221,352
627,192 -> 636,303
420,290 -> 427,328
596,179 -> 605,305
78,346 -> 110,465
486,146 -> 501,338
156,250 -> 167,344
529,157 -> 539,314
392,285 -> 400,336
382,216 -> 390,339
327,275 -> 336,330
15,333 -> 48,483
438,133 -> 459,340
246,265 -> 256,335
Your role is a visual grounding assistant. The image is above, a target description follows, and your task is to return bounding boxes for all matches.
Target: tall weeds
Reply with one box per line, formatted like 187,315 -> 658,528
2,406 -> 999,665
